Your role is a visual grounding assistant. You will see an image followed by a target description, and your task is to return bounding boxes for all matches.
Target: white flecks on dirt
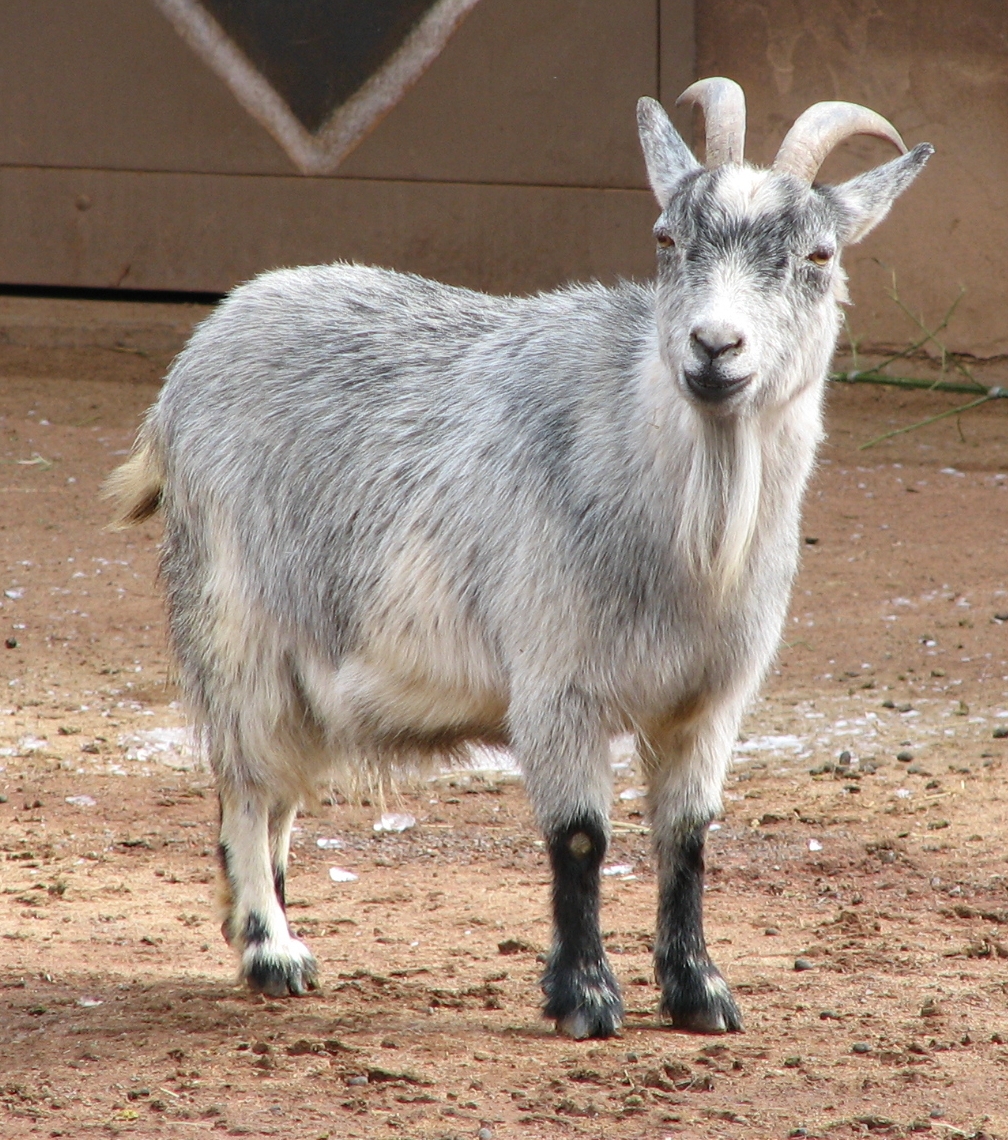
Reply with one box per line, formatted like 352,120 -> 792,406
118,726 -> 199,770
734,734 -> 807,758
602,863 -> 635,878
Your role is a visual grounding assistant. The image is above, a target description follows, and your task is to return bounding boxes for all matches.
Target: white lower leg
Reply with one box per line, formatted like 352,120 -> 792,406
219,788 -> 317,996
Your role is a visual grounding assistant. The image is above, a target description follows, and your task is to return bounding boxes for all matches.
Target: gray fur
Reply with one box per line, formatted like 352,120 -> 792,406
109,94 -> 930,1030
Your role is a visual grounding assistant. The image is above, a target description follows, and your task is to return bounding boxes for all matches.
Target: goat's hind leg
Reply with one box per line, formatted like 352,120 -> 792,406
218,781 -> 317,996
515,688 -> 623,1039
645,713 -> 742,1033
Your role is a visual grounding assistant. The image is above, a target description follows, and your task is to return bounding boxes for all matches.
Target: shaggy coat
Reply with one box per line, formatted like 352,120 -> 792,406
108,93 -> 931,1038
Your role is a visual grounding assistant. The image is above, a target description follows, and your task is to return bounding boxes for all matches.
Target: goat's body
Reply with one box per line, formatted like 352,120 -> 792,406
110,89 -> 929,1032
114,261 -> 823,1028
131,263 -> 817,805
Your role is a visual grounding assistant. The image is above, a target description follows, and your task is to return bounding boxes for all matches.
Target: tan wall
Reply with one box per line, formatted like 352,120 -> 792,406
0,0 -> 691,296
1,1 -> 1002,357
698,0 -> 1008,357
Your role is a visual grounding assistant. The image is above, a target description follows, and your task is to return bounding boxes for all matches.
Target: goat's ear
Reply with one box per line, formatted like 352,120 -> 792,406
637,97 -> 701,209
831,142 -> 934,245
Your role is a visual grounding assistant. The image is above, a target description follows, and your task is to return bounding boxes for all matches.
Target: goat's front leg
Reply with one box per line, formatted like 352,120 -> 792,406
218,784 -> 317,997
645,711 -> 742,1033
514,686 -> 623,1039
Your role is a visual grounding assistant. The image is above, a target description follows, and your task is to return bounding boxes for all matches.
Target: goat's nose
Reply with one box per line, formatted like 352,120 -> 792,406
690,322 -> 745,361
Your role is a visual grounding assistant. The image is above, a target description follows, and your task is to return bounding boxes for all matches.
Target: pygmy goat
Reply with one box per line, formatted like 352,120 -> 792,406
107,78 -> 931,1038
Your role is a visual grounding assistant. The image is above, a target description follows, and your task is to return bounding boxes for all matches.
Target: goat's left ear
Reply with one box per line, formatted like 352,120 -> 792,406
832,142 -> 934,244
637,97 -> 702,209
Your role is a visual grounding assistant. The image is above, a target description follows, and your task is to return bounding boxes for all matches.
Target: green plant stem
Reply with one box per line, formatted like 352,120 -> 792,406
830,371 -> 1007,397
858,394 -> 995,450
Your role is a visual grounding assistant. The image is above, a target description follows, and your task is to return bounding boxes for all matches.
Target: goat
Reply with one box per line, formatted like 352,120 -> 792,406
106,78 -> 931,1039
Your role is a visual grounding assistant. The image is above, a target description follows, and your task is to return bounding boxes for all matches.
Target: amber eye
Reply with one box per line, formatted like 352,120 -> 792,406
655,230 -> 675,249
808,247 -> 833,266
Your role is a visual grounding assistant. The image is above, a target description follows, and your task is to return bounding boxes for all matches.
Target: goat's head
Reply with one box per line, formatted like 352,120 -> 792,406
638,79 -> 932,416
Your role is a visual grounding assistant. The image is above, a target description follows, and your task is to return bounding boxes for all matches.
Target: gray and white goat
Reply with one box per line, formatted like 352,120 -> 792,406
107,78 -> 931,1038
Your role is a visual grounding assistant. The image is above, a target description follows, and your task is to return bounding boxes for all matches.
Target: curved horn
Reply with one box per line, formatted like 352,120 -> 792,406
676,77 -> 746,168
773,101 -> 907,184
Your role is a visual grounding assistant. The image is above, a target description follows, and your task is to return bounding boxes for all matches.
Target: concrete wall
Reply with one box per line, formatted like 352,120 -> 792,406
698,0 -> 1008,356
0,0 -> 692,297
0,1 -> 1002,357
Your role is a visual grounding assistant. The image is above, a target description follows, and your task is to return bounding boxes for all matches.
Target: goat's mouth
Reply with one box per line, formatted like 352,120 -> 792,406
682,368 -> 753,404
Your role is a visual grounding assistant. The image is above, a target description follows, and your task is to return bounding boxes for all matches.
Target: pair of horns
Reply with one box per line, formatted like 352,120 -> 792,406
677,77 -> 907,183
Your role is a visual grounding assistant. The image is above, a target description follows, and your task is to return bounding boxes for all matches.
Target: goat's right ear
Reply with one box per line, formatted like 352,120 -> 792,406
637,97 -> 701,209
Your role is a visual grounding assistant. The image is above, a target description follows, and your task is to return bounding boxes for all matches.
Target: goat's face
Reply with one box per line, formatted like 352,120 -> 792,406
638,89 -> 932,418
652,166 -> 845,413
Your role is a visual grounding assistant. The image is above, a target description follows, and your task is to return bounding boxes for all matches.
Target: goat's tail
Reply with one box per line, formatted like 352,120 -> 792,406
103,416 -> 165,529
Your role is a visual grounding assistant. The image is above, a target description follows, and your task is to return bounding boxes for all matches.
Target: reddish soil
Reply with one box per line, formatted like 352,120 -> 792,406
1,297 -> 1007,1139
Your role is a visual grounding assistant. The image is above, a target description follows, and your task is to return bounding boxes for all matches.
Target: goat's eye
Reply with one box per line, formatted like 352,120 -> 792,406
655,230 -> 675,249
807,247 -> 833,266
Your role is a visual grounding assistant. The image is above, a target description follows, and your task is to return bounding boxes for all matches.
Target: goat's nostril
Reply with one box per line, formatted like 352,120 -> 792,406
691,325 -> 745,359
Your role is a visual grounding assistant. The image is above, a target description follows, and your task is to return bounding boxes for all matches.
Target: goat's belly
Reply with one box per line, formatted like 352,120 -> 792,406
298,651 -> 508,754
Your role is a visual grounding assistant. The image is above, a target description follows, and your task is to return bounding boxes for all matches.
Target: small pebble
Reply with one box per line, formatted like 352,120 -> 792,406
993,727 -> 1008,739
373,812 -> 416,833
852,1042 -> 872,1054
4,637 -> 16,649
328,867 -> 358,883
793,958 -> 814,972
478,1129 -> 493,1140
897,750 -> 914,762
764,926 -> 781,936
837,750 -> 851,766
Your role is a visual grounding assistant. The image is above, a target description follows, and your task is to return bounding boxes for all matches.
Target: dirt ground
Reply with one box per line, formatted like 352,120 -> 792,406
1,295 -> 1007,1140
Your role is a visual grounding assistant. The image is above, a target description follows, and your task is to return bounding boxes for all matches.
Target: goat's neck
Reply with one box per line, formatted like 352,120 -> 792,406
641,355 -> 827,599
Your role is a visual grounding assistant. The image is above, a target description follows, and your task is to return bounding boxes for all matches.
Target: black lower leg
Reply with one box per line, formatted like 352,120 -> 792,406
654,822 -> 741,1032
541,814 -> 623,1039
